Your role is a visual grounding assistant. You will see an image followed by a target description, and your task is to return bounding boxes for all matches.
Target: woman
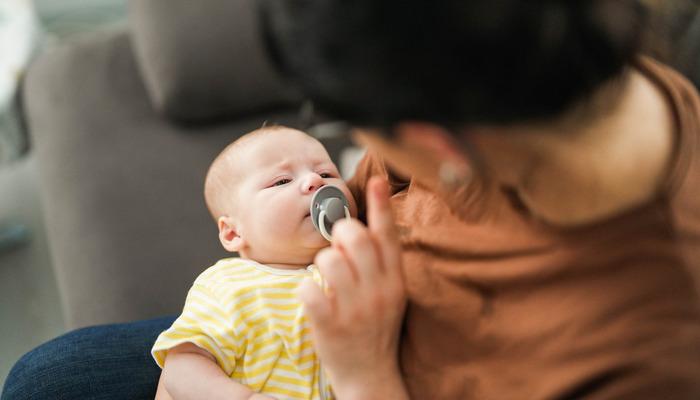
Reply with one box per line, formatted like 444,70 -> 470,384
4,1 -> 700,399
262,0 -> 700,398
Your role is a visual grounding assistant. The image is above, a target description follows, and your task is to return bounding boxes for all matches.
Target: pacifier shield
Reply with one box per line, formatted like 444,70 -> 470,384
310,185 -> 350,240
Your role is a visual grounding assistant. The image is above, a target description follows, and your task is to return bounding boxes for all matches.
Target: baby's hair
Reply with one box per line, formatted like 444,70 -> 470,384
203,124 -> 299,221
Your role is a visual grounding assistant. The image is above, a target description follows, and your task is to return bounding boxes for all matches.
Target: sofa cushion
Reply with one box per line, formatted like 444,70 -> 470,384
128,0 -> 300,123
23,28 -> 307,328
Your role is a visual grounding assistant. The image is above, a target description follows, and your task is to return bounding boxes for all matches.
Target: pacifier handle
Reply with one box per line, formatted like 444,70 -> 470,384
318,206 -> 352,241
310,185 -> 352,242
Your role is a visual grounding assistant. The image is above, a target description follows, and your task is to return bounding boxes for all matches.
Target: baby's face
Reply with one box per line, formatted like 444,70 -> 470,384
226,128 -> 356,265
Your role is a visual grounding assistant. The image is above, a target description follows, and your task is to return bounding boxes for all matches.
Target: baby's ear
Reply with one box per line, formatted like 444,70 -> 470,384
218,216 -> 245,252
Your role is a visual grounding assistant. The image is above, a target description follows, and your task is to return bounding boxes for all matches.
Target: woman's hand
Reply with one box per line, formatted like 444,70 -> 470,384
299,177 -> 408,400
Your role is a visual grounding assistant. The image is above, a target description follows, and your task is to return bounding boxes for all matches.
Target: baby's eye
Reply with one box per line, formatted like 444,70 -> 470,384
273,178 -> 292,186
319,173 -> 333,179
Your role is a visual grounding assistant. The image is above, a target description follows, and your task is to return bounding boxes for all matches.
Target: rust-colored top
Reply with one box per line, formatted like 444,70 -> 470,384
348,58 -> 700,399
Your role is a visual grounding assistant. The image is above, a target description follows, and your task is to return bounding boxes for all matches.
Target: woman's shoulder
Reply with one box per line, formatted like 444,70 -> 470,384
636,57 -> 700,196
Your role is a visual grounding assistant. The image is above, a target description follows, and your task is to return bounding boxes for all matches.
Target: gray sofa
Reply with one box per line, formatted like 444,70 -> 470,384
24,0 -> 700,333
23,0 -> 350,329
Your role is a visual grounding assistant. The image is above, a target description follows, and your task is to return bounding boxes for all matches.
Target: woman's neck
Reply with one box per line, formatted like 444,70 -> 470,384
471,70 -> 674,226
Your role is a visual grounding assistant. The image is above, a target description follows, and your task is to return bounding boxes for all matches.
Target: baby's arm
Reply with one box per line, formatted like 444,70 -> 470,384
159,342 -> 274,400
155,372 -> 173,400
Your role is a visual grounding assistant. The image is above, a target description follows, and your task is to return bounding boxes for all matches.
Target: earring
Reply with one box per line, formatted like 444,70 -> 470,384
439,161 -> 471,189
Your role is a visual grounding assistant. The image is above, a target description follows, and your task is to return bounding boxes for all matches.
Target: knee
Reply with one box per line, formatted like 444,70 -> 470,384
1,334 -> 76,400
1,317 -> 174,400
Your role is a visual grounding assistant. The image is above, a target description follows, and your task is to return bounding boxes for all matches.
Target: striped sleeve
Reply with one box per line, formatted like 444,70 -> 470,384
151,282 -> 243,375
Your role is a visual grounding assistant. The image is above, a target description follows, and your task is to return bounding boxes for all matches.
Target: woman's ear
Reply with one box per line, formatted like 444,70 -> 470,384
218,216 -> 245,253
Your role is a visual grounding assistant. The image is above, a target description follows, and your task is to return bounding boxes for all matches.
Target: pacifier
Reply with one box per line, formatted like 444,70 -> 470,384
310,185 -> 351,241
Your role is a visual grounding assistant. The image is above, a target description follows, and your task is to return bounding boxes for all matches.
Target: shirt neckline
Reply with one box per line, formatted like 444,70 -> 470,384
236,258 -> 313,276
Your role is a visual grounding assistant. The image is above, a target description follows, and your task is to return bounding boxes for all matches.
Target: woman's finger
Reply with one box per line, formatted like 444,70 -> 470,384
366,177 -> 402,280
297,277 -> 333,328
331,218 -> 383,286
314,247 -> 357,313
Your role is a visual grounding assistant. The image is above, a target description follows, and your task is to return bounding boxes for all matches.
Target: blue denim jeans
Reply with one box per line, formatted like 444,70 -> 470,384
1,316 -> 176,400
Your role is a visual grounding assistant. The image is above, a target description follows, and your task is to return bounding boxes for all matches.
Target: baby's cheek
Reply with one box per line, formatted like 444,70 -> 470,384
261,206 -> 298,236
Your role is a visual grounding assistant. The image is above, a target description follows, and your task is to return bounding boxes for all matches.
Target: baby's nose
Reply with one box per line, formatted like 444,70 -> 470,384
302,174 -> 325,194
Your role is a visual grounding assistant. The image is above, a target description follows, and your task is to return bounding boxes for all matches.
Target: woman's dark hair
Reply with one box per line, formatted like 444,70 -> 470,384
260,0 -> 648,128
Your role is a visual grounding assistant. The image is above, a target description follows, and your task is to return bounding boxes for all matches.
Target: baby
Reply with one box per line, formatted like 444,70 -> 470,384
152,125 -> 357,400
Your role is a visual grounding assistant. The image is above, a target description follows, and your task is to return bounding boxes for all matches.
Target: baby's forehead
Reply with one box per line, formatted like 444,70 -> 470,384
236,129 -> 329,161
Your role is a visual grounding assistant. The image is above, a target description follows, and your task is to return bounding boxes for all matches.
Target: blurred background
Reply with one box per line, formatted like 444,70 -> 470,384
0,0 -> 699,390
0,0 -> 127,387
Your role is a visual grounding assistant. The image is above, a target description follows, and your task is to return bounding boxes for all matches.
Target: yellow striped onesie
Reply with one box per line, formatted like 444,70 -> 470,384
152,257 -> 332,400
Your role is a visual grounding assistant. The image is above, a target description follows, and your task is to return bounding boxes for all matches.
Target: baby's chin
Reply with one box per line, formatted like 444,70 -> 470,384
304,232 -> 331,250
